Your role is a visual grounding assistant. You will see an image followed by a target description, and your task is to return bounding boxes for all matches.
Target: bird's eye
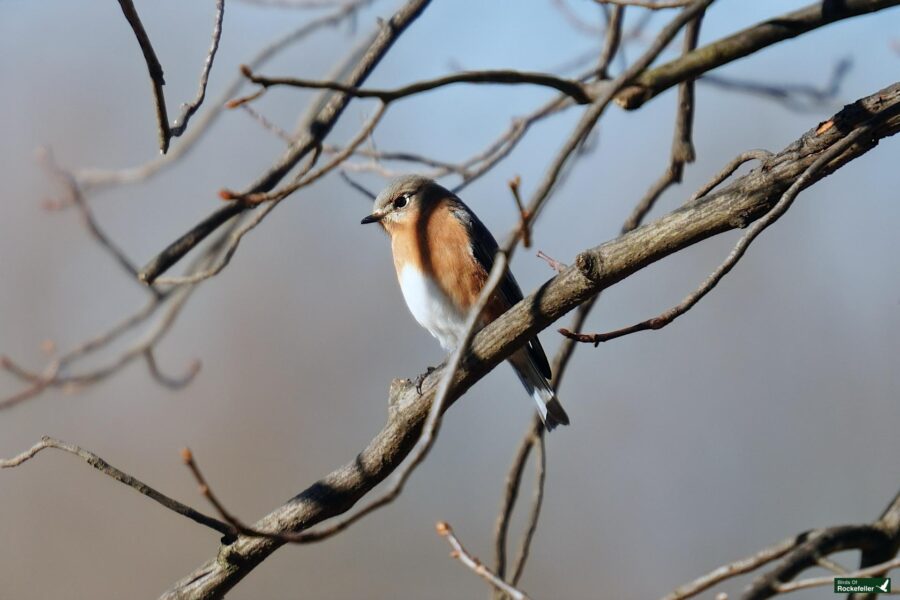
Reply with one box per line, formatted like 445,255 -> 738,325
393,194 -> 409,209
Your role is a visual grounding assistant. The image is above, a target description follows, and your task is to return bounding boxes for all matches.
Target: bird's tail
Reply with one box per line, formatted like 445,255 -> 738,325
510,351 -> 570,431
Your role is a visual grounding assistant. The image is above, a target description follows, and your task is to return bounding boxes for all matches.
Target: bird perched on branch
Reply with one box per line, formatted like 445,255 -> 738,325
361,175 -> 570,430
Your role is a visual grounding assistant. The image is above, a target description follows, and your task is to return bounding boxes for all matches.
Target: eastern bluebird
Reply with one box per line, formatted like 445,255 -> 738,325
361,175 -> 570,430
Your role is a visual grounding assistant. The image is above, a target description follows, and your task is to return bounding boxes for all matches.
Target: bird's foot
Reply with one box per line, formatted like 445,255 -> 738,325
414,366 -> 437,395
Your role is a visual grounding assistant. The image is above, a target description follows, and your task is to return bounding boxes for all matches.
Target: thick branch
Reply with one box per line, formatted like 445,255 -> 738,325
615,0 -> 900,109
160,82 -> 900,600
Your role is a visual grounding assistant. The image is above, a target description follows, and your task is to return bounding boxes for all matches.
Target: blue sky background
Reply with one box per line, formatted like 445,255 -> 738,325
1,2 -> 898,598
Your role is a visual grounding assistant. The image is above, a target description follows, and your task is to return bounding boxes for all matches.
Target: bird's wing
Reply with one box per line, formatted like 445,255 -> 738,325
450,202 -> 553,380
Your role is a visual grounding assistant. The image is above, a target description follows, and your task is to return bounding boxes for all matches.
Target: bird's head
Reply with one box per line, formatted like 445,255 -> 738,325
361,175 -> 445,230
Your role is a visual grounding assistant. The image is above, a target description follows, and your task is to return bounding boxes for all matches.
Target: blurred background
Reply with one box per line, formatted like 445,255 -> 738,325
1,1 -> 898,598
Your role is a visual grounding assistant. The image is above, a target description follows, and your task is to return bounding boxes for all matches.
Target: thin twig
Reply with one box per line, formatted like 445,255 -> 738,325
236,104 -> 294,143
144,349 -> 202,390
596,5 -> 625,78
510,428 -> 546,586
220,103 -> 385,206
508,176 -> 532,248
596,0 -> 692,7
0,437 -> 233,537
339,170 -> 378,199
0,223 -> 235,408
552,0 -> 604,36
815,556 -> 848,575
168,0 -> 226,141
621,9 -> 703,231
536,251 -> 567,273
521,0 -> 715,228
493,422 -> 537,582
561,125 -> 869,346
437,522 -> 533,600
687,150 -> 774,203
775,556 -> 900,593
139,0 -> 432,283
115,0 -> 226,153
78,1 -> 373,191
661,535 -> 801,600
38,148 -> 159,296
699,57 -> 851,114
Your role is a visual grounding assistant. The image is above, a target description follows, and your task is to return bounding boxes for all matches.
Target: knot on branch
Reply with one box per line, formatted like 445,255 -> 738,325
388,378 -> 413,411
217,543 -> 252,568
575,251 -> 603,283
614,85 -> 650,110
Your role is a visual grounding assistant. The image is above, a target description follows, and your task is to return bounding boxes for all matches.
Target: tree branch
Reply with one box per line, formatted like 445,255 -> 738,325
663,490 -> 900,600
239,64 -> 594,104
159,81 -> 900,600
0,437 -> 233,538
116,0 -> 226,153
139,0 -> 433,283
436,522 -> 532,600
77,0 -> 373,191
615,0 -> 900,110
561,120 -> 869,346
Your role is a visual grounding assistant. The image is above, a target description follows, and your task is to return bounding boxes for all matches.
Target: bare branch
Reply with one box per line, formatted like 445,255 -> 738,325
221,103 -> 386,206
621,8 -> 703,232
616,0 -> 900,109
0,437 -> 233,537
596,5 -> 625,78
144,349 -> 202,390
168,0 -> 226,140
562,120 -> 868,346
116,0 -> 170,153
155,81 -> 900,599
116,0 -> 226,153
437,522 -> 532,600
37,148 -> 158,294
236,0 -> 359,7
775,556 -> 900,594
536,250 -> 568,273
139,0 -> 433,283
493,419 -> 539,582
0,222 -> 238,408
743,492 -> 900,600
521,0 -> 715,228
77,1 -> 373,191
664,492 -> 900,599
661,535 -> 800,600
595,0 -> 692,8
687,150 -> 774,203
240,64 -> 594,104
509,429 -> 546,586
699,57 -> 852,113
235,104 -> 294,143
508,176 -> 532,248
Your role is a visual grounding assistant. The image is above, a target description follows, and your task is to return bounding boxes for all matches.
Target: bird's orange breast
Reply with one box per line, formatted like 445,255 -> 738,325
387,200 -> 504,319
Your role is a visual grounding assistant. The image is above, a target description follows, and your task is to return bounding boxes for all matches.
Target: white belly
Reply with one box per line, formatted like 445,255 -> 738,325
398,266 -> 468,351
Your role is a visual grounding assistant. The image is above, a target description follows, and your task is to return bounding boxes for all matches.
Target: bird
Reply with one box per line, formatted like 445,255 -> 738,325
361,175 -> 570,430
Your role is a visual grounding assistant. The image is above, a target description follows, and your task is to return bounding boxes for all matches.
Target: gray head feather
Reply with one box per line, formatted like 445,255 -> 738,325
373,174 -> 436,213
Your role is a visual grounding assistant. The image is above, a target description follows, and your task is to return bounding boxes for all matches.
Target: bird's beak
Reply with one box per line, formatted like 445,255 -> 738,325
360,212 -> 383,225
